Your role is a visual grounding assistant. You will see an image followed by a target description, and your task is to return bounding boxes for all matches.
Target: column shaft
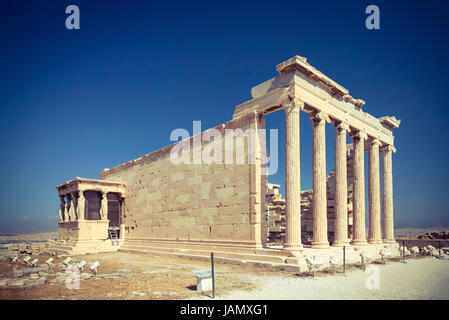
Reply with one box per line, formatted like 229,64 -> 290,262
368,139 -> 382,243
64,195 -> 70,221
283,101 -> 303,253
69,192 -> 76,221
77,190 -> 85,221
311,113 -> 329,248
333,123 -> 350,246
382,146 -> 395,242
351,132 -> 367,245
100,191 -> 108,220
59,196 -> 65,222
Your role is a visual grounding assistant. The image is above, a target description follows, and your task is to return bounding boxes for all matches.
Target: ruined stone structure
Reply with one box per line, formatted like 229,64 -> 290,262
54,56 -> 401,269
265,145 -> 355,245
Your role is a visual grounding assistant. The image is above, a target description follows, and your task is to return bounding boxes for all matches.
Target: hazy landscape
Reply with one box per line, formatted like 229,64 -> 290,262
1,227 -> 448,245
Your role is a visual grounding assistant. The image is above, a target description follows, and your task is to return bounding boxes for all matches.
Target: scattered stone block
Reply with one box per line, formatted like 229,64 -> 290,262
12,269 -> 24,278
305,255 -> 323,277
23,267 -> 40,276
39,264 -> 50,271
9,279 -> 25,287
58,264 -> 67,272
62,257 -> 72,266
45,258 -> 54,267
131,291 -> 146,297
23,256 -> 31,265
192,269 -> 213,292
29,274 -> 40,280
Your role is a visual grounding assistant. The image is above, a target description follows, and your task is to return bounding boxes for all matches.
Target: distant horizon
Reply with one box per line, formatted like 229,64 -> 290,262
1,225 -> 449,235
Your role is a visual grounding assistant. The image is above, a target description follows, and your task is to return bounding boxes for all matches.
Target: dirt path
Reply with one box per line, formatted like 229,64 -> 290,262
216,257 -> 449,300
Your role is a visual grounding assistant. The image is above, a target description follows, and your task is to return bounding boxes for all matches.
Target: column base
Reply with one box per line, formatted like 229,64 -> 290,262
332,240 -> 351,247
382,239 -> 396,244
311,241 -> 330,249
351,239 -> 368,246
283,244 -> 303,257
368,239 -> 383,244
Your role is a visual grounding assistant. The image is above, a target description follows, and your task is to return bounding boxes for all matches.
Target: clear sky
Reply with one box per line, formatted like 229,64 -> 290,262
1,0 -> 448,232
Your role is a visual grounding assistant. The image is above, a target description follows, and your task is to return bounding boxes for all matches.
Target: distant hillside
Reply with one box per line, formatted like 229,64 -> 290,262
0,231 -> 57,242
395,227 -> 449,239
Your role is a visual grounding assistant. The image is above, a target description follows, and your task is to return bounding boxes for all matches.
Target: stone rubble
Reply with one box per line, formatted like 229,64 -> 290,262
417,231 -> 449,240
265,145 -> 355,245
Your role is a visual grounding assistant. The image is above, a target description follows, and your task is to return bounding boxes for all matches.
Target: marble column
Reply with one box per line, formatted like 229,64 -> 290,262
333,122 -> 351,246
59,196 -> 66,222
351,131 -> 368,245
119,196 -> 125,239
283,99 -> 303,254
381,145 -> 395,243
311,112 -> 329,248
69,192 -> 76,221
100,191 -> 108,220
65,193 -> 74,221
368,138 -> 382,243
77,190 -> 85,221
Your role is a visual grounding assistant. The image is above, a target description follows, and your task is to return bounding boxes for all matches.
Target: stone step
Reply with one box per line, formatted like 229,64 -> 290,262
121,241 -> 398,271
121,243 -> 290,264
123,239 -> 291,257
120,246 -> 303,271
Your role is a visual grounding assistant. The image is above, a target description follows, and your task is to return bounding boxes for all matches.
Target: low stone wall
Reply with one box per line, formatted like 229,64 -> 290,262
396,238 -> 449,249
58,220 -> 109,241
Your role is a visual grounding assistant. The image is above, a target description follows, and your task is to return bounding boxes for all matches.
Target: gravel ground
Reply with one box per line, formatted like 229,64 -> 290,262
216,257 -> 449,300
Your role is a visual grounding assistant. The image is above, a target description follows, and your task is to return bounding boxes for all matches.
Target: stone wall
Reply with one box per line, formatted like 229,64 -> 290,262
99,112 -> 266,247
58,220 -> 109,241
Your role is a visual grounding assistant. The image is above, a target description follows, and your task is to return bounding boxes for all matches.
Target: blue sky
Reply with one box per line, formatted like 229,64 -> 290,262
1,0 -> 448,232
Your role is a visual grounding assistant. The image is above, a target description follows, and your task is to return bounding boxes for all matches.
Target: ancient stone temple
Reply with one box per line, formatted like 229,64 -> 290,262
53,56 -> 401,268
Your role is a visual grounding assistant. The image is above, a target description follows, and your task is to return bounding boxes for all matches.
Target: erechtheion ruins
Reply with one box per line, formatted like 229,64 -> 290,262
53,56 -> 401,269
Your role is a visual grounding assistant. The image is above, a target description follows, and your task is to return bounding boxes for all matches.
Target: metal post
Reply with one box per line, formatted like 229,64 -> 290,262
343,246 -> 346,274
402,240 -> 406,263
211,252 -> 215,299
439,241 -> 441,257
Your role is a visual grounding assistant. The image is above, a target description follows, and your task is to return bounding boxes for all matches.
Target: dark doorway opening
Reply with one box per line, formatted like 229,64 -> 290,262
85,191 -> 101,220
107,192 -> 121,227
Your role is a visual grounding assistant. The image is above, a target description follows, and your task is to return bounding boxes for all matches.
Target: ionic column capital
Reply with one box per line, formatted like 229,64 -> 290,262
380,144 -> 396,153
370,138 -> 381,147
350,130 -> 367,141
309,111 -> 330,124
335,121 -> 350,133
282,97 -> 304,111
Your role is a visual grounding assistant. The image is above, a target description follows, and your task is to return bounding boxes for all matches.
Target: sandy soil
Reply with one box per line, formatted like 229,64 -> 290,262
216,257 -> 449,300
0,251 -> 258,300
1,250 -> 448,300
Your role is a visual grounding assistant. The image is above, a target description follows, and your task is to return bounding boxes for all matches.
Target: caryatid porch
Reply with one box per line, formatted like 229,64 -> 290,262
56,177 -> 126,242
233,55 -> 401,255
